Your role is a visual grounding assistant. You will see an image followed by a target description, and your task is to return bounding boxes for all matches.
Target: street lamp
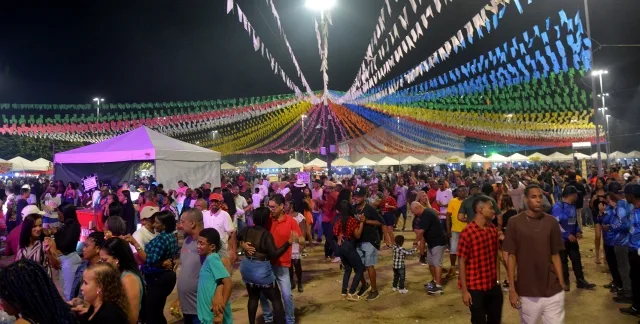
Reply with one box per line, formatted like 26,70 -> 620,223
301,114 -> 307,163
305,0 -> 336,11
93,97 -> 105,121
605,114 -> 612,164
592,69 -> 610,167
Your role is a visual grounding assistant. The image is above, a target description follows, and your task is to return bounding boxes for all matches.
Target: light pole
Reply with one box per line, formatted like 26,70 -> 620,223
606,114 -> 612,164
584,0 -> 604,176
93,97 -> 104,121
593,69 -> 608,168
301,114 -> 307,163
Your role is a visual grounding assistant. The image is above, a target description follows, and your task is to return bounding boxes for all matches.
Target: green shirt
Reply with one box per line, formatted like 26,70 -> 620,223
460,193 -> 501,223
197,253 -> 232,324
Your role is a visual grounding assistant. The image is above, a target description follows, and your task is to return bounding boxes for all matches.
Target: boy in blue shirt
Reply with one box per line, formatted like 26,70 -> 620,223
197,228 -> 233,324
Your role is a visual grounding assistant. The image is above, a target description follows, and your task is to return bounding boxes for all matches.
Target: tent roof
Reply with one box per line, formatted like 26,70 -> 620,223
468,154 -> 488,162
9,156 -> 47,171
353,157 -> 377,167
54,126 -> 220,163
220,162 -> 236,170
610,151 -> 626,159
331,158 -> 353,167
257,159 -> 281,169
305,158 -> 327,168
376,156 -> 399,166
627,151 -> 640,158
573,153 -> 590,160
32,158 -> 51,166
399,156 -> 423,165
445,154 -> 466,163
508,153 -> 529,161
489,154 -> 509,162
590,152 -> 609,159
548,152 -> 572,161
424,155 -> 446,164
281,159 -> 304,168
527,152 -> 549,161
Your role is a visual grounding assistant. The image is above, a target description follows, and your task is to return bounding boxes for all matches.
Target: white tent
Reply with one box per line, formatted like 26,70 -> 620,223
424,155 -> 447,164
527,152 -> 549,162
221,162 -> 236,170
281,159 -> 304,168
508,153 -> 529,162
590,152 -> 609,159
445,154 -> 466,163
609,151 -> 626,159
573,152 -> 590,160
31,158 -> 52,168
548,152 -> 572,161
331,158 -> 354,167
353,157 -> 377,167
257,159 -> 282,169
489,154 -> 509,162
626,151 -> 640,158
377,156 -> 400,166
399,156 -> 423,165
9,156 -> 48,172
468,154 -> 488,163
54,126 -> 221,187
305,158 -> 327,168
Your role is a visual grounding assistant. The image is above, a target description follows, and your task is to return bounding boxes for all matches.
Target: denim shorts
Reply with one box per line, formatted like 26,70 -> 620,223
240,258 -> 275,287
357,242 -> 378,267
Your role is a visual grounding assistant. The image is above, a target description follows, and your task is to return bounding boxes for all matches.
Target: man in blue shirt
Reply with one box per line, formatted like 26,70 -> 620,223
606,182 -> 633,304
621,184 -> 640,317
551,186 -> 596,291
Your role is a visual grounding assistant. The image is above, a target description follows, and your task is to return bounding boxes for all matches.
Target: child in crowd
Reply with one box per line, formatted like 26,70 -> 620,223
251,188 -> 262,210
285,201 -> 306,293
392,235 -> 417,294
197,228 -> 233,324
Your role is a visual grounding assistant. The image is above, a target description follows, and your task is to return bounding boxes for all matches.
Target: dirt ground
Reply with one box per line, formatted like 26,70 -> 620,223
165,226 -> 638,324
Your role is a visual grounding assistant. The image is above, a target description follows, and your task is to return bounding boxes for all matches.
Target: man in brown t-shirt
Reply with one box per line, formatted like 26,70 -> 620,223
503,185 -> 566,324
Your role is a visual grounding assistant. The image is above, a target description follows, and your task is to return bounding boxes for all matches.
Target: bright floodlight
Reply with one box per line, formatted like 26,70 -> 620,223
305,0 -> 336,11
591,70 -> 608,76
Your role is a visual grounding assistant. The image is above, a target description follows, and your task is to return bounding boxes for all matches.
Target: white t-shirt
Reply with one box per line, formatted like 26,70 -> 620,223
251,193 -> 262,209
292,213 -> 305,254
257,184 -> 268,198
132,226 -> 157,251
234,195 -> 248,222
435,189 -> 453,217
203,209 -> 235,247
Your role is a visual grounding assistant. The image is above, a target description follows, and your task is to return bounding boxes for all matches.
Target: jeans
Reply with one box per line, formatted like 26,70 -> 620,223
59,252 -> 82,301
559,240 -> 584,283
469,285 -> 503,324
183,314 -> 201,324
237,218 -> 247,234
339,240 -> 365,294
260,266 -> 294,324
628,251 -> 640,309
145,271 -> 177,324
240,258 -> 276,286
604,245 -> 622,288
322,222 -> 338,258
614,245 -> 632,296
312,212 -> 322,238
392,268 -> 406,289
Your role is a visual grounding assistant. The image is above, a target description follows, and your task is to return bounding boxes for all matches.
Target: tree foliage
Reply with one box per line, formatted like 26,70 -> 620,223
0,135 -> 85,161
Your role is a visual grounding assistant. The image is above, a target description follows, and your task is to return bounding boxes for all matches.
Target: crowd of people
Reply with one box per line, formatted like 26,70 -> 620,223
0,162 -> 639,323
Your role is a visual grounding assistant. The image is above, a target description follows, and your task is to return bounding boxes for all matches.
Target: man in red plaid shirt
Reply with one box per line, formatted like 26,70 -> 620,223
458,195 -> 503,324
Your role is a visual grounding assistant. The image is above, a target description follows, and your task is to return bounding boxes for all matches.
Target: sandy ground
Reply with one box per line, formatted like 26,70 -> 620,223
163,225 -> 637,324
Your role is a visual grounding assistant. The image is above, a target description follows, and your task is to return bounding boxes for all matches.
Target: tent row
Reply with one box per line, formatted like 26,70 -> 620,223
224,150 -> 640,170
0,156 -> 52,172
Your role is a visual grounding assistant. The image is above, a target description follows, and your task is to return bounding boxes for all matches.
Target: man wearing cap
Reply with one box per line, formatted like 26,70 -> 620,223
622,184 -> 640,316
551,186 -> 596,291
131,206 -> 159,259
606,181 -> 633,304
5,205 -> 45,257
353,185 -> 385,300
203,193 -> 237,262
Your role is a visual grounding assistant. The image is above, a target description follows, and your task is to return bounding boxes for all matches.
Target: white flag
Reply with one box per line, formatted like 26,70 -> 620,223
227,0 -> 234,14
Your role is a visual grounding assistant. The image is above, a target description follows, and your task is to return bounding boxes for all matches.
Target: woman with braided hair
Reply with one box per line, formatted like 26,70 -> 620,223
0,259 -> 79,324
74,262 -> 130,323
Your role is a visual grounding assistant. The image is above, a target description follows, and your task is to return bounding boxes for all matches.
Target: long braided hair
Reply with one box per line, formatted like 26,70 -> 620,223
0,259 -> 78,324
86,263 -> 131,321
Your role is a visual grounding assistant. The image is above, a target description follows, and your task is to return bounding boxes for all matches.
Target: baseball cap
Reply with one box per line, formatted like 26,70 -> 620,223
21,205 -> 45,219
437,179 -> 445,185
209,193 -> 223,202
469,183 -> 480,190
562,185 -> 579,197
21,184 -> 30,190
354,186 -> 368,197
608,182 -> 624,194
140,206 -> 160,220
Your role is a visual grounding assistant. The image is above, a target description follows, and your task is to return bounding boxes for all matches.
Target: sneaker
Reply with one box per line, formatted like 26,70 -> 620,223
502,280 -> 509,291
427,285 -> 444,295
398,289 -> 409,294
620,306 -> 640,316
419,255 -> 427,265
298,286 -> 304,293
331,257 -> 341,263
424,280 -> 436,289
366,290 -> 380,301
613,295 -> 634,304
357,283 -> 371,297
391,287 -> 398,292
576,279 -> 596,290
612,287 -> 624,294
604,282 -> 616,289
341,293 -> 347,300
346,293 -> 361,301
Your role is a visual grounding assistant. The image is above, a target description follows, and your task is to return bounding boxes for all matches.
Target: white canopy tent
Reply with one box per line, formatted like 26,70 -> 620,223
305,158 -> 327,168
257,159 -> 282,169
548,152 -> 572,161
424,155 -> 447,164
399,156 -> 423,165
527,152 -> 549,161
281,159 -> 304,168
590,152 -> 609,159
573,153 -> 590,160
508,153 -> 529,162
377,156 -> 400,166
331,158 -> 354,167
9,156 -> 48,172
353,157 -> 377,167
627,151 -> 640,158
54,126 -> 221,187
489,154 -> 509,163
31,158 -> 52,169
609,151 -> 626,159
468,154 -> 488,163
221,162 -> 236,170
445,154 -> 466,163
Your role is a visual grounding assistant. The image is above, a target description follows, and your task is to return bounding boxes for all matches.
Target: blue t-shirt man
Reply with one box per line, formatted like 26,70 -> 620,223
197,252 -> 232,324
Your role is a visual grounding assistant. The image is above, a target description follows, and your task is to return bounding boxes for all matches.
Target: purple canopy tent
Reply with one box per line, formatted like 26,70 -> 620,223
54,126 -> 221,187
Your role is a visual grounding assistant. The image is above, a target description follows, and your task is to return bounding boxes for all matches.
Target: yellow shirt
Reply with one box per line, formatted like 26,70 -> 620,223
447,197 -> 466,233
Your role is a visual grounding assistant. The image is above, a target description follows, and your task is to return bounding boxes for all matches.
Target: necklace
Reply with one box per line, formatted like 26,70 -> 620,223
525,214 -> 544,232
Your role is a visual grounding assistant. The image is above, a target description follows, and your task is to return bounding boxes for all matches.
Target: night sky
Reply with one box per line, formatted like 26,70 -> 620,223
1,0 -> 639,149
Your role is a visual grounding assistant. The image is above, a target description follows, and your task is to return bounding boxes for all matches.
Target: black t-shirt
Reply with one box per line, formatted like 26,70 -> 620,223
355,204 -> 383,244
77,302 -> 129,323
55,219 -> 81,254
502,209 -> 518,232
419,209 -> 447,247
568,180 -> 585,209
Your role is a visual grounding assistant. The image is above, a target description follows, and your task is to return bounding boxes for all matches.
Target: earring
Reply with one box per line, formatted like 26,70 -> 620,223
97,290 -> 101,295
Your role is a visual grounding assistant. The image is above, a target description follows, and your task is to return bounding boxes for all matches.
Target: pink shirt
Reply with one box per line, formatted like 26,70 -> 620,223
176,186 -> 189,204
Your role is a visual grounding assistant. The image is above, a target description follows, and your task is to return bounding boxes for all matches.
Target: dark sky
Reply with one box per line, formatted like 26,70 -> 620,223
1,0 -> 639,148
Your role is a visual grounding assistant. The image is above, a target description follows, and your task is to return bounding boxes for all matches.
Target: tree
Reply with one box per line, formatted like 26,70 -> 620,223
0,135 -> 85,161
